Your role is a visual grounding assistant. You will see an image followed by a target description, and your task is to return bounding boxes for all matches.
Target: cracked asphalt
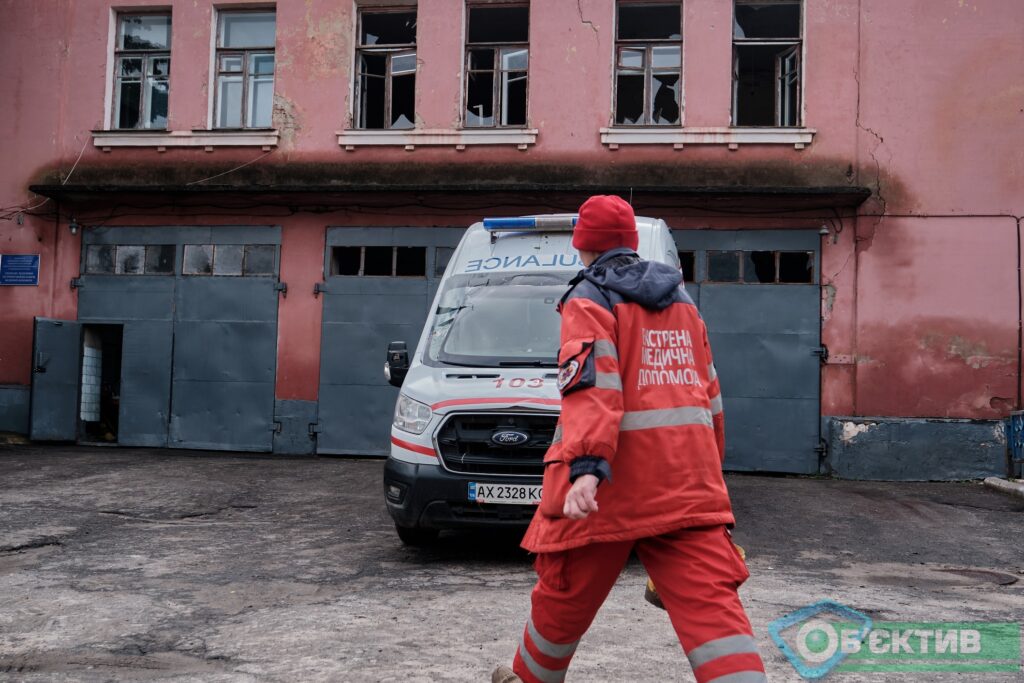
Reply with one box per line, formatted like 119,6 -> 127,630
1,445 -> 1022,682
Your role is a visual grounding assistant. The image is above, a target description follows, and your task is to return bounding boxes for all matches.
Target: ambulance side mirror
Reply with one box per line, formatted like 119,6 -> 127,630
385,341 -> 409,387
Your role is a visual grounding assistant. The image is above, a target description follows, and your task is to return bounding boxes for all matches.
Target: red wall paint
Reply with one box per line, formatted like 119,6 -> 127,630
1,0 -> 1022,420
275,217 -> 325,401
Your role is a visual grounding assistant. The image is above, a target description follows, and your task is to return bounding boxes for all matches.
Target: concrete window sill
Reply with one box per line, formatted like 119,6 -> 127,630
599,126 -> 816,150
92,130 -> 280,152
336,128 -> 538,151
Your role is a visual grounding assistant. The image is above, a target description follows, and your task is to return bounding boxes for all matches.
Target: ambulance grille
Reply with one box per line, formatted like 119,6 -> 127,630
435,412 -> 556,477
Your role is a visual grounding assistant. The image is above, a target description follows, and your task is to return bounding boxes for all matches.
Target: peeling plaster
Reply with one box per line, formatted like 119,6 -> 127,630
822,283 -> 838,319
273,94 -> 303,150
841,421 -> 876,442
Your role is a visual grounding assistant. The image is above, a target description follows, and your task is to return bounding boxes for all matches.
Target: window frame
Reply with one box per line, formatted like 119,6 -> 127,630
731,0 -> 803,128
330,245 -> 427,278
111,12 -> 172,130
463,3 -> 530,129
354,7 -> 418,131
213,9 -> 277,130
613,1 -> 683,127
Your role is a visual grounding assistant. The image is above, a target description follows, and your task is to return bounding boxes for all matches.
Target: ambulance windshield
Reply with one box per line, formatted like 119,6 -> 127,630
426,273 -> 567,367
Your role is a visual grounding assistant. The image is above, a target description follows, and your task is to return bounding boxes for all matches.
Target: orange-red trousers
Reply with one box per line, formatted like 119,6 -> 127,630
513,525 -> 766,683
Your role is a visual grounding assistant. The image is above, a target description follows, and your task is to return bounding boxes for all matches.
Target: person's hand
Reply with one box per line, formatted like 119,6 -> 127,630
563,474 -> 600,519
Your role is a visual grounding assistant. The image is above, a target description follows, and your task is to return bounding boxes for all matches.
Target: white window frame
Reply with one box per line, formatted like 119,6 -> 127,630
109,12 -> 172,130
212,9 -> 277,130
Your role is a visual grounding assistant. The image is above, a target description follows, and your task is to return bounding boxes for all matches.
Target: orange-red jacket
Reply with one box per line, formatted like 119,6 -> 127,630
522,248 -> 734,553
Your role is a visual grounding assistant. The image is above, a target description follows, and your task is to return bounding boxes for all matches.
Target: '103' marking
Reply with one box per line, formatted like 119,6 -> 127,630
494,377 -> 545,389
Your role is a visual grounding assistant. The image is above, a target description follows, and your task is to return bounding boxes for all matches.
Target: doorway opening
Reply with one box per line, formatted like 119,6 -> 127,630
79,325 -> 123,444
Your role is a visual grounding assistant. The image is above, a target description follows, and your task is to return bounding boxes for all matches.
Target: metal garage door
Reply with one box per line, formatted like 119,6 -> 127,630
76,226 -> 281,452
674,230 -> 821,474
317,227 -> 464,455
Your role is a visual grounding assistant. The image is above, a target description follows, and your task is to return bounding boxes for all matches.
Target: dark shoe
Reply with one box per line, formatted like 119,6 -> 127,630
643,577 -> 666,610
492,665 -> 522,683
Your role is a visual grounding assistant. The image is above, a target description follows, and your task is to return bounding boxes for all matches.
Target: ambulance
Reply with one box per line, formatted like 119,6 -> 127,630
382,213 -> 681,544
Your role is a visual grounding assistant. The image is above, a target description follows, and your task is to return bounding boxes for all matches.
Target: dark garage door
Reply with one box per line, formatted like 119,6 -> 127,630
76,226 -> 281,452
317,227 -> 464,456
674,230 -> 821,474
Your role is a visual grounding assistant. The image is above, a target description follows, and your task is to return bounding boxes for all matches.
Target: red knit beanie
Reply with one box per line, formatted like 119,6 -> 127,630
572,195 -> 638,253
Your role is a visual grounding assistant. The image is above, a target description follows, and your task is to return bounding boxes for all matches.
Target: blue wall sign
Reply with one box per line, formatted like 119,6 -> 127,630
0,254 -> 40,286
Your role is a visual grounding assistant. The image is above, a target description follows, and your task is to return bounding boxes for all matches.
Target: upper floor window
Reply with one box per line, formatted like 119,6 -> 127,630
214,10 -> 276,129
113,14 -> 171,129
464,4 -> 529,128
356,9 -> 417,130
614,3 -> 682,126
732,1 -> 802,127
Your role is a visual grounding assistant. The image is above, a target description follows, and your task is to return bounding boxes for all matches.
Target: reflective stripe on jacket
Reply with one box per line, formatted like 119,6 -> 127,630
522,249 -> 733,553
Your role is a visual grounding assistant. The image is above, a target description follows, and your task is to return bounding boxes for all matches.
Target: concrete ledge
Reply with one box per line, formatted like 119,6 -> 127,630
827,416 -> 1007,481
983,477 -> 1024,500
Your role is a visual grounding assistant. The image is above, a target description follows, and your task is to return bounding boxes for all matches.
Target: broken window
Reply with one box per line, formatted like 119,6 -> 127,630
214,11 -> 276,129
677,250 -> 695,282
464,4 -> 529,127
732,1 -> 801,126
778,251 -> 813,282
614,3 -> 682,126
705,249 -> 814,283
113,14 -> 171,129
331,246 -> 427,277
356,10 -> 417,130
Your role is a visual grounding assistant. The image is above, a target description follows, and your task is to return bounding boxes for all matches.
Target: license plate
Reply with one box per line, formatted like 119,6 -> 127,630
468,482 -> 542,505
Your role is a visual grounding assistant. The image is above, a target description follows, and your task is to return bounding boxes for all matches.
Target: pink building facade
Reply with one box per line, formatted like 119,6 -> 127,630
1,0 -> 1020,478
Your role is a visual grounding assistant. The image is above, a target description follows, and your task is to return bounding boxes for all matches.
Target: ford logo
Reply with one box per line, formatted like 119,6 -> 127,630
491,430 -> 530,447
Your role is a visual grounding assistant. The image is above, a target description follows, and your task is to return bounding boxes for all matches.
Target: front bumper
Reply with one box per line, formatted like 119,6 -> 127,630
384,457 -> 542,530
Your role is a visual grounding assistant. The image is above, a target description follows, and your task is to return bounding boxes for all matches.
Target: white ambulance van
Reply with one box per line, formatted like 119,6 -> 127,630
382,213 -> 680,544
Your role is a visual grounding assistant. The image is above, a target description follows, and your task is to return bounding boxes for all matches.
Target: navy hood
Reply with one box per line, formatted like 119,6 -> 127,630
582,248 -> 684,311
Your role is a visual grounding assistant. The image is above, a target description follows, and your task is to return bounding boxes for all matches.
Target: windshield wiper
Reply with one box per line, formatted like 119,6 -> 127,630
498,360 -> 558,368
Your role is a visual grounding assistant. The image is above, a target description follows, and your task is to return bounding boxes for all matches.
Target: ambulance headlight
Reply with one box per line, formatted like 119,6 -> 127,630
393,394 -> 432,435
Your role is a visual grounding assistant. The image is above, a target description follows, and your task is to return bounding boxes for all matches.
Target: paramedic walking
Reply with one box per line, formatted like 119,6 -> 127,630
493,195 -> 766,683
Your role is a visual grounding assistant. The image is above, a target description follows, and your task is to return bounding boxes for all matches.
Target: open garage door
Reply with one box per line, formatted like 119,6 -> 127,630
76,226 -> 281,452
674,230 -> 822,474
317,227 -> 464,455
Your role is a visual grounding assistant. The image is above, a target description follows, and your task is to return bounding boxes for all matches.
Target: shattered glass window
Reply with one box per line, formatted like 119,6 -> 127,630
357,10 -> 417,130
330,246 -> 427,277
614,3 -> 682,126
464,5 -> 529,128
779,251 -> 813,283
742,251 -> 775,283
678,251 -> 695,283
732,1 -> 802,126
113,14 -> 171,129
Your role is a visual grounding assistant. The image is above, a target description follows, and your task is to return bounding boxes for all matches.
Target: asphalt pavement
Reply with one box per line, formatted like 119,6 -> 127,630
1,445 -> 1022,682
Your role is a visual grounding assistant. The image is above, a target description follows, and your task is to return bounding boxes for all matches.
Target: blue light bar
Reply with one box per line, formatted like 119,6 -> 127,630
483,216 -> 578,231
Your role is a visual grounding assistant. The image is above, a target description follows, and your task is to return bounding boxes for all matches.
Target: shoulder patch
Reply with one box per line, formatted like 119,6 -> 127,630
557,360 -> 581,392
